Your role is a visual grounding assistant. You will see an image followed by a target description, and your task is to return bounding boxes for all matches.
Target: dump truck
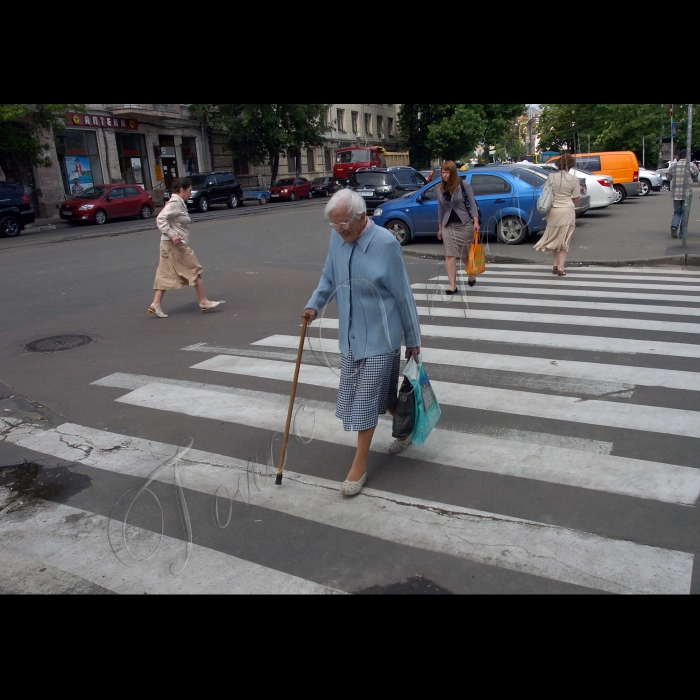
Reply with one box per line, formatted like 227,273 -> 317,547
333,146 -> 410,184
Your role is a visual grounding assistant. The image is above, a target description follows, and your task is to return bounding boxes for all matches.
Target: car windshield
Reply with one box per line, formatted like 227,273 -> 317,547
190,175 -> 208,187
352,172 -> 390,187
275,178 -> 294,186
74,187 -> 108,199
337,149 -> 370,164
311,177 -> 327,184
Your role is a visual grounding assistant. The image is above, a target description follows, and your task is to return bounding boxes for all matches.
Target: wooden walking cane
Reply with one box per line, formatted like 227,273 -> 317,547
275,313 -> 309,485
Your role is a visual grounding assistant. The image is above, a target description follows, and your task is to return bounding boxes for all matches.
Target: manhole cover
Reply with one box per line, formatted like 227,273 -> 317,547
26,335 -> 94,353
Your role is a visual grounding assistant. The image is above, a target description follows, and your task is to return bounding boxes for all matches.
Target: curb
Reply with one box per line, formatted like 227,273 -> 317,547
402,249 -> 700,268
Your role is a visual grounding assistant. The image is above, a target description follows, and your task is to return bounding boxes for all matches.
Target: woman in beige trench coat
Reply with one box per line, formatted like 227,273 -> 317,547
149,178 -> 224,317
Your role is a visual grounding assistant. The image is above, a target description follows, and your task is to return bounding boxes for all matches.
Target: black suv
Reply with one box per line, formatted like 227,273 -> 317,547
347,167 -> 426,215
0,182 -> 35,237
164,171 -> 244,212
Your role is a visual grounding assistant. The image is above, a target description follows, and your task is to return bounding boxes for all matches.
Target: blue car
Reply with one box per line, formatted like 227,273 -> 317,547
371,165 -> 548,246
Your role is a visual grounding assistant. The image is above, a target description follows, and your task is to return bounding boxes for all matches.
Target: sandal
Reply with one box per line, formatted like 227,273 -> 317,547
148,304 -> 168,318
552,266 -> 559,275
558,270 -> 567,277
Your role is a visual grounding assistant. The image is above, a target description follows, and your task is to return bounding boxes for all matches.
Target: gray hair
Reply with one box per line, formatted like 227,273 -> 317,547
324,188 -> 367,221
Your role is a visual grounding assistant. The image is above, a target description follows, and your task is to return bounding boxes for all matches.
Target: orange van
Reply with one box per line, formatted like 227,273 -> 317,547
546,151 -> 639,203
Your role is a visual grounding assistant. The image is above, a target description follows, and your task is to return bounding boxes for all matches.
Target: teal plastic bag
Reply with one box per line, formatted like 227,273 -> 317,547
404,355 -> 441,446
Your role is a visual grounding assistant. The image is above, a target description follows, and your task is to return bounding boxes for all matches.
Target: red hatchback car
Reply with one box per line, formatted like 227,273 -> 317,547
269,177 -> 312,201
59,184 -> 155,225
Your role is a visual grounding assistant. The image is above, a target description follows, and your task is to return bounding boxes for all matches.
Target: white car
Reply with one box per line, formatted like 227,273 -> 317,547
534,163 -> 615,209
637,167 -> 663,196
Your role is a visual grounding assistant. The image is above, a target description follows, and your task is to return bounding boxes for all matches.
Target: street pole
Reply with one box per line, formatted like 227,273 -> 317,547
642,137 -> 645,168
682,104 -> 693,249
670,104 -> 674,163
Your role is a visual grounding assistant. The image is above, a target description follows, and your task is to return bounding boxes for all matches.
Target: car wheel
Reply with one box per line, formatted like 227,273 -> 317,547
259,195 -> 267,205
94,209 -> 108,225
613,185 -> 626,203
638,179 -> 650,196
0,214 -> 20,237
325,189 -> 330,197
198,197 -> 209,213
661,181 -> 671,192
290,192 -> 296,201
227,194 -> 238,209
308,189 -> 313,199
386,219 -> 412,246
140,204 -> 153,219
497,216 -> 528,245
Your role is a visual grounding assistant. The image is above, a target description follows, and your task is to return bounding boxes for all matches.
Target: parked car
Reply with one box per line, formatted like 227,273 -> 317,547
242,187 -> 270,205
310,176 -> 338,197
59,184 -> 154,225
525,163 -> 614,209
347,167 -> 426,215
270,177 -> 313,201
546,151 -> 639,203
510,164 -> 591,217
164,171 -> 244,212
372,165 -> 552,246
637,167 -> 663,196
0,182 -> 35,237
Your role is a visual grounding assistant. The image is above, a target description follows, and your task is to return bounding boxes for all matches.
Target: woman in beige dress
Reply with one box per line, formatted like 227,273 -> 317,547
149,178 -> 224,317
533,153 -> 581,276
437,160 -> 480,293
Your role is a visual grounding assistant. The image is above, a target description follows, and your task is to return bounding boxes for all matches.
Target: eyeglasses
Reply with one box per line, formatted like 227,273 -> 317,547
328,218 -> 356,230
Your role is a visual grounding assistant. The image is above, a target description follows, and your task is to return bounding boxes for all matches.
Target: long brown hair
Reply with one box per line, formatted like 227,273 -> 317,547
557,154 -> 576,171
439,160 -> 460,195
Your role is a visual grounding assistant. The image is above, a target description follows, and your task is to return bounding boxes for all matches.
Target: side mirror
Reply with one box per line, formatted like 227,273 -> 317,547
106,197 -> 112,202
415,194 -> 423,203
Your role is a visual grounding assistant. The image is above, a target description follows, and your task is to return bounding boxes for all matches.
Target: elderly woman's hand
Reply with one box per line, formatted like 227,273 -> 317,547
302,308 -> 317,324
405,346 -> 420,362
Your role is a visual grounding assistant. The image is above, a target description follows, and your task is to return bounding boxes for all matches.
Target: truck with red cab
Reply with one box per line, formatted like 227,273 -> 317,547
333,146 -> 409,184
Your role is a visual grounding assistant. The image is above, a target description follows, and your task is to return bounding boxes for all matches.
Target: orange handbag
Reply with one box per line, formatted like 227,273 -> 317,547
466,231 -> 486,275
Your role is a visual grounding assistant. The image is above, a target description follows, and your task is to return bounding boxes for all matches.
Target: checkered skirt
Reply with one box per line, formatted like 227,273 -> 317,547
336,348 -> 401,432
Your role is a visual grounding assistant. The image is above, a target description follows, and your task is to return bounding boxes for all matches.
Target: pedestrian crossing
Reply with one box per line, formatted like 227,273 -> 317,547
2,263 -> 700,594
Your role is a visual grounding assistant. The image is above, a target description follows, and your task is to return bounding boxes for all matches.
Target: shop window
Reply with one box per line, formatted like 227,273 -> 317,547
116,132 -> 152,190
56,129 -> 104,197
181,137 -> 199,176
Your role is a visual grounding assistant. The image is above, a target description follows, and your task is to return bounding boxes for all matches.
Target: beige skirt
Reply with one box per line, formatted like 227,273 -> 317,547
533,205 -> 576,252
153,240 -> 204,290
443,221 -> 475,258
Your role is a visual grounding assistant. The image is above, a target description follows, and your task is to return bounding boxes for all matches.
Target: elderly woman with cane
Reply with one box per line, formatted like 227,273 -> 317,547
303,189 -> 421,496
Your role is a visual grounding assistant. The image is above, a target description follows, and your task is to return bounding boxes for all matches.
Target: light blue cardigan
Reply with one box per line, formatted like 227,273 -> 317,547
307,221 -> 421,360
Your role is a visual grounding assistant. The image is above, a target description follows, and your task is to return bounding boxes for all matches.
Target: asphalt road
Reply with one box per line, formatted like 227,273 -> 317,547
1,194 -> 700,594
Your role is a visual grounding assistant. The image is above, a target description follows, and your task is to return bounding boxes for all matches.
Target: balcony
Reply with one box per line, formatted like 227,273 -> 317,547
105,104 -> 182,119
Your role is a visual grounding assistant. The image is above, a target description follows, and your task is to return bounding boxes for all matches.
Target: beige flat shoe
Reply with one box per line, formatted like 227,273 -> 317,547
340,471 -> 367,496
148,304 -> 167,318
389,435 -> 412,455
200,300 -> 225,313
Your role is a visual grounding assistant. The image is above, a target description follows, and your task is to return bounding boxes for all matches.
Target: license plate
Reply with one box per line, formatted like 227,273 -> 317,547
357,190 -> 374,197
271,194 -> 280,197
63,211 -> 72,215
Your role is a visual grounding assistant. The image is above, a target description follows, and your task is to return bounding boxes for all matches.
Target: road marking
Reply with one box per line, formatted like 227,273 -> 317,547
414,305 -> 700,335
85,376 -> 700,505
455,270 -> 700,284
0,499 -> 342,595
481,264 -> 700,277
411,283 -> 700,304
2,420 -> 693,594
313,318 -> 700,359
411,294 -> 700,318
251,334 -> 700,392
190,355 -> 700,440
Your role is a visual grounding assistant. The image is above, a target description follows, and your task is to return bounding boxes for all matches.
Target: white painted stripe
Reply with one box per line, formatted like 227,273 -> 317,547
454,270 -> 700,284
314,317 -> 700,359
0,500 -> 341,595
3,420 -> 692,594
411,293 -> 700,318
483,264 -> 700,277
190,355 -> 700,440
251,334 -> 700,392
86,376 -> 700,505
411,283 -> 700,304
414,305 -> 700,335
429,275 -> 700,293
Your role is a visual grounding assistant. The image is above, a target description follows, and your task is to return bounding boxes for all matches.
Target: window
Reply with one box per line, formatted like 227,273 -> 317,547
352,172 -> 391,187
470,174 -> 512,195
287,152 -> 298,174
324,148 -> 332,172
124,187 -> 141,196
512,169 -> 545,187
114,132 -> 152,190
56,129 -> 105,197
388,117 -> 394,137
422,183 -> 440,201
232,158 -> 249,175
336,108 -> 345,132
108,188 -> 125,199
575,155 -> 601,171
377,115 -> 384,136
351,111 -> 359,133
364,113 -> 372,136
393,170 -> 415,184
307,148 -> 314,172
181,136 -> 198,176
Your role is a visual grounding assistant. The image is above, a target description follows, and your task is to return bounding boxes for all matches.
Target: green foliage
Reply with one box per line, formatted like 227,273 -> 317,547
0,103 -> 85,182
398,104 -> 526,167
191,103 -> 329,182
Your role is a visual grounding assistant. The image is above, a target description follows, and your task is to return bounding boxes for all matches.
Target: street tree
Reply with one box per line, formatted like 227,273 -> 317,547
191,104 -> 329,185
0,103 -> 84,186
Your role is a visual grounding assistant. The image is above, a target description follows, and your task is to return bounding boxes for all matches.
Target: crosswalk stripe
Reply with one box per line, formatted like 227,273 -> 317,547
414,305 -> 700,335
250,334 -> 700,392
483,264 -> 700,277
0,499 -> 342,595
455,270 -> 700,284
411,294 -> 700,318
314,318 -> 700,359
87,374 -> 700,505
190,355 -> 700,440
3,420 -> 693,594
412,283 -> 700,304
429,275 -> 700,293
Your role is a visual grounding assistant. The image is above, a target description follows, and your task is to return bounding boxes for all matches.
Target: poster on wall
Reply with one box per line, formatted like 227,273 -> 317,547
130,157 -> 144,184
65,156 -> 93,196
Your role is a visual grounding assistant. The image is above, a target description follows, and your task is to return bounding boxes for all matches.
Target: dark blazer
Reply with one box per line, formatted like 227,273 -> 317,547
437,179 -> 479,226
